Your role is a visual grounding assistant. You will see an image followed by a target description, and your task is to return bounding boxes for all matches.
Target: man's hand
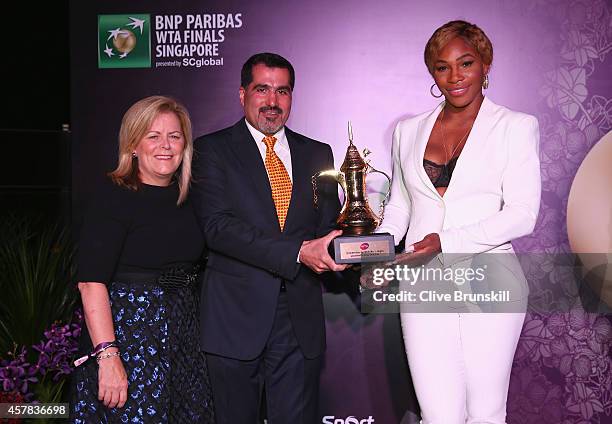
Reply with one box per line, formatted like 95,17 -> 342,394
299,230 -> 348,273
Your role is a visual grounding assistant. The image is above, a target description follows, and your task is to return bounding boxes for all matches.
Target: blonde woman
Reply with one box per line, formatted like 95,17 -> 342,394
70,96 -> 214,423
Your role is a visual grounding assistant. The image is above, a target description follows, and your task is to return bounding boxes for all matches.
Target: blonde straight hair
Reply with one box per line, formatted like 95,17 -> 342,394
109,96 -> 193,205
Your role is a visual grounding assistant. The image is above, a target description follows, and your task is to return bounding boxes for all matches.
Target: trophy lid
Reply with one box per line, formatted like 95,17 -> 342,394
341,121 -> 367,172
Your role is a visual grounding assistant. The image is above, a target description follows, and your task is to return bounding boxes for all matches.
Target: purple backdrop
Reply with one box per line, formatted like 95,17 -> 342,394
71,1 -> 612,422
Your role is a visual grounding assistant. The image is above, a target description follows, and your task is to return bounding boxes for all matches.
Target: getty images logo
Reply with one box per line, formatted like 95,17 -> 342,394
322,416 -> 374,424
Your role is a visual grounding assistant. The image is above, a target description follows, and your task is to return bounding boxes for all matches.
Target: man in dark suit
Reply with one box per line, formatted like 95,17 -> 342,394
192,52 -> 347,423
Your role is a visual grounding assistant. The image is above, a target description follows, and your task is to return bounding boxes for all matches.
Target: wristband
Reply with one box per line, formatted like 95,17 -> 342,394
73,341 -> 118,367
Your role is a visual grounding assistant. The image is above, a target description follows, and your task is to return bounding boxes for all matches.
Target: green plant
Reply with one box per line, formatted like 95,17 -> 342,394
0,215 -> 77,358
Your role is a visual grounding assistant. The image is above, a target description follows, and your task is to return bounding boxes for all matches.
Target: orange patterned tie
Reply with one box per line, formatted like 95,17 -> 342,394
263,136 -> 292,230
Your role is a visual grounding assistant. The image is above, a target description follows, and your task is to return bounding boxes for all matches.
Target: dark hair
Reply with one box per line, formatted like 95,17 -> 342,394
424,20 -> 493,75
240,52 -> 295,90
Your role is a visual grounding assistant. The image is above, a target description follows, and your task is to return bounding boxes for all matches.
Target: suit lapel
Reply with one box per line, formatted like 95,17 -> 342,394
227,119 -> 278,222
413,97 -> 498,199
283,128 -> 307,233
444,96 -> 497,199
414,101 -> 444,198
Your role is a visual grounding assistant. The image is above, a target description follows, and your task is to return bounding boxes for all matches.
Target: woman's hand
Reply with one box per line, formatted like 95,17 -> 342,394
359,263 -> 386,290
412,233 -> 442,255
359,234 -> 442,289
78,283 -> 128,408
387,234 -> 442,268
388,233 -> 442,266
97,350 -> 128,409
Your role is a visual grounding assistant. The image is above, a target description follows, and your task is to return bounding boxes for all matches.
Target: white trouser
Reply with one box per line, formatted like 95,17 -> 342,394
401,312 -> 526,424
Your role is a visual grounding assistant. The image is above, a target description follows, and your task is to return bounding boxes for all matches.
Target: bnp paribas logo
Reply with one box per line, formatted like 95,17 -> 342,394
98,14 -> 151,68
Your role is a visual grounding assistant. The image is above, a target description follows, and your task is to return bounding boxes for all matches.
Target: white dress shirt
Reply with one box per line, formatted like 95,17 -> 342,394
245,119 -> 293,182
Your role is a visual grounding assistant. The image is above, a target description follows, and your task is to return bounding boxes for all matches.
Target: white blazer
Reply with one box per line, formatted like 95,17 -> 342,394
378,97 -> 541,265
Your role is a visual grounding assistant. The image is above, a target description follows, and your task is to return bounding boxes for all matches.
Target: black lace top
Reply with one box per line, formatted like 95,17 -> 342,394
423,157 -> 459,188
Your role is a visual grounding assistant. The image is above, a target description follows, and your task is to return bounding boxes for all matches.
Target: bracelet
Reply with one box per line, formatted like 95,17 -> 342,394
73,341 -> 118,367
96,351 -> 121,362
95,342 -> 118,355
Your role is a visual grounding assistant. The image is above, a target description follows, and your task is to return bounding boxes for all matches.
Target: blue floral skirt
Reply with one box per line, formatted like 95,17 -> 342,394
70,276 -> 214,423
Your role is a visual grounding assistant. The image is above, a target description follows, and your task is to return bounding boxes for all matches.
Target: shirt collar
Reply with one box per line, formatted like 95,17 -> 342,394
244,118 -> 288,150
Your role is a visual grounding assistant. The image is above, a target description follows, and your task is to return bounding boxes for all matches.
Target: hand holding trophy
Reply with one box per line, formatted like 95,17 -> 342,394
312,122 -> 395,264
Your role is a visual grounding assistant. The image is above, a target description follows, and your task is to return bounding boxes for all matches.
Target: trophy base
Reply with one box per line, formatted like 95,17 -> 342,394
331,233 -> 395,264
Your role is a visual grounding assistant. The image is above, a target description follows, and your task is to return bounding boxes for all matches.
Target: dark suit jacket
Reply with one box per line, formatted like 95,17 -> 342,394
192,118 -> 340,360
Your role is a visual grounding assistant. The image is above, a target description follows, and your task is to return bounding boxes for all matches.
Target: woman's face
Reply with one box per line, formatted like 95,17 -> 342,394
133,111 -> 185,186
432,36 -> 490,109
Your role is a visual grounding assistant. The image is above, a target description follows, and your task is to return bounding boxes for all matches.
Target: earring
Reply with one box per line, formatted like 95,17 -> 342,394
482,74 -> 489,89
132,152 -> 137,158
430,83 -> 443,98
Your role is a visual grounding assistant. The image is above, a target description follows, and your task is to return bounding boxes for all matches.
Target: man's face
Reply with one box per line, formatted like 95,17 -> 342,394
240,64 -> 292,135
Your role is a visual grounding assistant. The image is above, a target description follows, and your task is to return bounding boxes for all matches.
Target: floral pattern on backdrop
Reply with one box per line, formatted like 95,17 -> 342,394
509,0 -> 612,422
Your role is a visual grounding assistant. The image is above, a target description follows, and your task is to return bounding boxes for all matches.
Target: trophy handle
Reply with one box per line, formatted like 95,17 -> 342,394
366,165 -> 392,222
312,170 -> 347,208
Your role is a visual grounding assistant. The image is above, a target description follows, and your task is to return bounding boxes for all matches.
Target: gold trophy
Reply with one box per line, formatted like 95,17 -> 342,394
313,122 -> 395,263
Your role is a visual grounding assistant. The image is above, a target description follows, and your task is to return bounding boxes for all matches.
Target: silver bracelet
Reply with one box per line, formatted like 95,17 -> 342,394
96,351 -> 121,362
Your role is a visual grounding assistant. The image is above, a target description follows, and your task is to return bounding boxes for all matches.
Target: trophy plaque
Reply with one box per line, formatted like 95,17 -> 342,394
312,122 -> 395,264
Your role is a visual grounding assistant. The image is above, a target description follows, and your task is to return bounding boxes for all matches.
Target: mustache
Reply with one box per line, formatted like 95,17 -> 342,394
259,106 -> 283,114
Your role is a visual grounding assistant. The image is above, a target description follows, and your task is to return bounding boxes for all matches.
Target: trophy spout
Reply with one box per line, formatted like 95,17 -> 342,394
313,170 -> 347,193
312,170 -> 346,208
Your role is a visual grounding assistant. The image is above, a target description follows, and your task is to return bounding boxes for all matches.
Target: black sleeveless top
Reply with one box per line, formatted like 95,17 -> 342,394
423,157 -> 459,188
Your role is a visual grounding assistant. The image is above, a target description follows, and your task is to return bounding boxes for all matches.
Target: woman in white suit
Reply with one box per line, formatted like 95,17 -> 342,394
376,21 -> 541,423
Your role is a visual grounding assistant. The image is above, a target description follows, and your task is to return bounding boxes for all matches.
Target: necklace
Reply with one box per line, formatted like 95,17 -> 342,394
439,107 -> 475,165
